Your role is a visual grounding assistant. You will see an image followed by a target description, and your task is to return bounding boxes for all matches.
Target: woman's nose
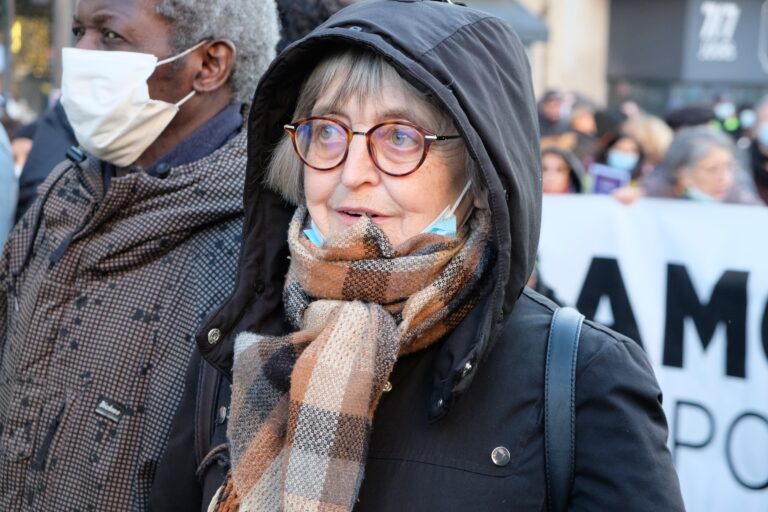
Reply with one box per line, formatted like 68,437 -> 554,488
340,135 -> 381,189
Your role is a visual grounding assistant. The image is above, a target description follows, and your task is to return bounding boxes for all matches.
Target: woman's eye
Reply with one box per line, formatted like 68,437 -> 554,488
317,123 -> 342,142
389,128 -> 418,147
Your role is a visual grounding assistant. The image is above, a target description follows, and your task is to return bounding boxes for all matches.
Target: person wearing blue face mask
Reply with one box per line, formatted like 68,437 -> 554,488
596,133 -> 646,181
170,3 -> 685,511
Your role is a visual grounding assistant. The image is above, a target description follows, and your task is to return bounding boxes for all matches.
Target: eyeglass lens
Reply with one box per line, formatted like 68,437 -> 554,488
294,119 -> 426,175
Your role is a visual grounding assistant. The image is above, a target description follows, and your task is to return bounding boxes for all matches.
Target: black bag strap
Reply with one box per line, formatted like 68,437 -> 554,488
545,306 -> 584,512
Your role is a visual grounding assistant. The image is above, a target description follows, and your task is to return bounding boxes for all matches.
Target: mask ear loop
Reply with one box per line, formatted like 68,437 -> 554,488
157,40 -> 210,107
449,180 -> 473,217
156,39 -> 209,66
175,90 -> 196,108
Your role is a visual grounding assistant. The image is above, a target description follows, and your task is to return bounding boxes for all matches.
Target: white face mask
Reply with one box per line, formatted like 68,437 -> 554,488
60,40 -> 207,167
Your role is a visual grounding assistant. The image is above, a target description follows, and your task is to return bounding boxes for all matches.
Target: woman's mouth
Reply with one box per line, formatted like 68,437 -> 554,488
337,208 -> 387,225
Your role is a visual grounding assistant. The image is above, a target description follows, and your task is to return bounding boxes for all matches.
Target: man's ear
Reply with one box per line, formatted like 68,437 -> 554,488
193,39 -> 236,93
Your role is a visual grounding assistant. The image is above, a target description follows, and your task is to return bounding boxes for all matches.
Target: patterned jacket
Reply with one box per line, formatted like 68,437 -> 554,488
0,119 -> 246,510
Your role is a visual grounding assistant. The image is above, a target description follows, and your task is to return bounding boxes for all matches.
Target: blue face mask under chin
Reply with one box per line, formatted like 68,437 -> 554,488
686,185 -> 716,202
303,219 -> 326,247
420,179 -> 473,238
303,180 -> 474,248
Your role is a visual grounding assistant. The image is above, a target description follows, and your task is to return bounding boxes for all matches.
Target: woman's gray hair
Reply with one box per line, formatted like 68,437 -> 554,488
655,126 -> 734,184
155,0 -> 280,103
266,47 -> 484,205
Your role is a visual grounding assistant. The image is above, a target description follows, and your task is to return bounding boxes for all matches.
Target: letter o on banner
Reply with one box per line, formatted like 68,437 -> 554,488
726,412 -> 768,490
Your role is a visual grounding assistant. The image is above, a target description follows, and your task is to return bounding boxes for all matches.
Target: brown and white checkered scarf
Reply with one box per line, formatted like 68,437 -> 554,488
213,205 -> 491,511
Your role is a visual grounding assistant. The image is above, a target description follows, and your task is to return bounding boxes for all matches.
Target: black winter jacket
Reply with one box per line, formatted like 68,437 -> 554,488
152,1 -> 685,510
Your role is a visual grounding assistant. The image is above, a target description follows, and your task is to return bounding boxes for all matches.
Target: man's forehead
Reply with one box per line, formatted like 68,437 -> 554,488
75,0 -> 157,22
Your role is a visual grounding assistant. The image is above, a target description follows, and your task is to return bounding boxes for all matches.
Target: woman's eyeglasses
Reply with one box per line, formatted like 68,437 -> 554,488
283,116 -> 460,177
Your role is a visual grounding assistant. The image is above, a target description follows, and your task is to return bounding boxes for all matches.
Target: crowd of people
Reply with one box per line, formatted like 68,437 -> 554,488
0,0 -> 695,511
536,89 -> 768,206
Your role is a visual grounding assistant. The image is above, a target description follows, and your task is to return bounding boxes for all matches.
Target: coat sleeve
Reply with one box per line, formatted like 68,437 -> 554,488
570,328 -> 686,511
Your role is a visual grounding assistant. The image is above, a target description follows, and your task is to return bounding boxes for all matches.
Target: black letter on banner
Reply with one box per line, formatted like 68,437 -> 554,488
672,400 -> 715,465
725,412 -> 768,490
576,257 -> 642,345
762,303 -> 768,362
663,265 -> 748,378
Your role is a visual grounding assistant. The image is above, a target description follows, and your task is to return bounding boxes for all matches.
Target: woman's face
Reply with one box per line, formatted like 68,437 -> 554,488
683,146 -> 735,201
541,153 -> 572,194
303,77 -> 469,246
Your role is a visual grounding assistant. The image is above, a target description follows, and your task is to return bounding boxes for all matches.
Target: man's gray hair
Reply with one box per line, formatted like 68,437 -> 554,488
156,0 -> 280,103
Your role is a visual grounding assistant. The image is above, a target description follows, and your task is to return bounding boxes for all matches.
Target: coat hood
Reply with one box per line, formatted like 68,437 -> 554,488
198,0 -> 542,407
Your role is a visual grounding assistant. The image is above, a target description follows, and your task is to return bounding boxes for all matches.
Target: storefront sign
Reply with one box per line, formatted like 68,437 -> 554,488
609,0 -> 768,84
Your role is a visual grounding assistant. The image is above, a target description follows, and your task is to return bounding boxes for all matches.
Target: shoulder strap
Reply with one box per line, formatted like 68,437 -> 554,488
545,306 -> 584,512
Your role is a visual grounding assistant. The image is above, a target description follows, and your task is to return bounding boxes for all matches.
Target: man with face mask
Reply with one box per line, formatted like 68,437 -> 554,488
0,0 -> 279,510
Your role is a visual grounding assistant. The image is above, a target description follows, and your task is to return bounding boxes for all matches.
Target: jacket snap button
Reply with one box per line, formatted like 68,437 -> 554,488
461,361 -> 473,378
217,406 -> 228,425
207,328 -> 221,345
383,381 -> 392,393
491,446 -> 511,467
348,25 -> 363,31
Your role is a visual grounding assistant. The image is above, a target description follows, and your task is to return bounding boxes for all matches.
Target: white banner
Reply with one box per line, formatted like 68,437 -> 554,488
539,195 -> 768,512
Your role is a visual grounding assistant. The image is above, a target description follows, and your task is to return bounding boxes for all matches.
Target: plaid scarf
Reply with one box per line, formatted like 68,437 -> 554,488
214,206 -> 491,511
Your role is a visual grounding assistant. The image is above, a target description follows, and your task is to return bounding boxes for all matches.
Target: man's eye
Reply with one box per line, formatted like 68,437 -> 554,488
101,29 -> 121,41
71,26 -> 85,39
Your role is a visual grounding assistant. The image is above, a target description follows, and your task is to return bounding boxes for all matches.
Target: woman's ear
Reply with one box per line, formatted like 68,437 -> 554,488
677,166 -> 693,193
193,39 -> 237,93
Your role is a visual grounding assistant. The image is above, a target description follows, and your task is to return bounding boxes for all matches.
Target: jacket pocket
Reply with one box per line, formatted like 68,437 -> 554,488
29,402 -> 65,471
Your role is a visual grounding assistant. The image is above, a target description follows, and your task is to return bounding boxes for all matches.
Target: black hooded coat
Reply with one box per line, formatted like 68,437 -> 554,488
152,1 -> 685,510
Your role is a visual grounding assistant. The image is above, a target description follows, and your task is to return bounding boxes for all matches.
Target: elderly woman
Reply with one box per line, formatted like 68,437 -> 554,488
644,126 -> 760,203
157,1 -> 685,510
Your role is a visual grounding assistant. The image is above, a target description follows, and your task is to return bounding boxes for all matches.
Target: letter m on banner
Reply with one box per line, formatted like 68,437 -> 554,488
663,265 -> 748,378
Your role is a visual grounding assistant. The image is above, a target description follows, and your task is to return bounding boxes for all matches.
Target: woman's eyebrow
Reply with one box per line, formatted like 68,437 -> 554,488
378,109 -> 437,129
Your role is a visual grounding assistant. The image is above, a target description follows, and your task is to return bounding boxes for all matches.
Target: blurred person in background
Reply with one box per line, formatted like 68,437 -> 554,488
664,104 -> 715,132
748,96 -> 768,204
10,122 -> 36,176
537,89 -> 567,136
644,127 -> 760,204
623,113 -> 674,177
594,132 -> 646,181
0,125 -> 16,246
541,146 -> 585,194
567,99 -> 599,164
0,0 -> 279,509
712,93 -> 740,138
14,100 -> 77,221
